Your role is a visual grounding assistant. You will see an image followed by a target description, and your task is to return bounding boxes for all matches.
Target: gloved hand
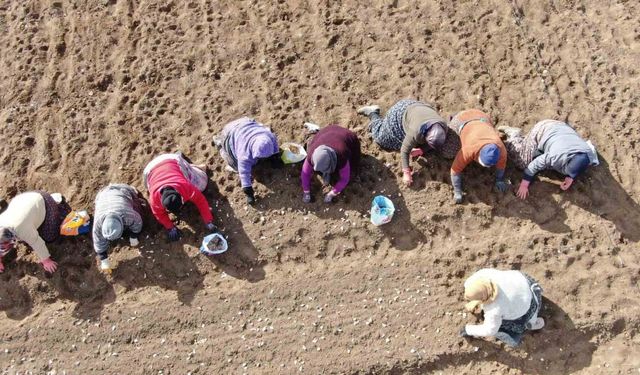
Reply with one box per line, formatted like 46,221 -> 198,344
451,173 -> 464,204
402,168 -> 413,186
167,227 -> 182,242
205,222 -> 219,233
495,169 -> 508,192
100,259 -> 112,273
302,191 -> 312,203
560,177 -> 574,191
324,190 -> 338,203
516,180 -> 530,200
495,179 -> 508,193
410,148 -> 424,158
41,257 -> 58,273
459,326 -> 471,338
453,191 -> 463,204
243,186 -> 256,205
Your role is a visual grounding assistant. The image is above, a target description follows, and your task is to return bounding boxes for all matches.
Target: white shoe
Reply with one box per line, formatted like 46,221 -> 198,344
357,105 -> 380,117
527,317 -> 545,330
304,122 -> 321,133
497,126 -> 522,139
51,193 -> 63,204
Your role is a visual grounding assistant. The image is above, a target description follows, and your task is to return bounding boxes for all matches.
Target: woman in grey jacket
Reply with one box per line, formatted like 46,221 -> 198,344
499,120 -> 598,199
92,184 -> 145,271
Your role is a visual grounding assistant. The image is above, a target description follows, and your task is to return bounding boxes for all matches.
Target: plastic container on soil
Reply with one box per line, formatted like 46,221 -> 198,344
280,142 -> 307,164
199,233 -> 229,256
370,195 -> 395,226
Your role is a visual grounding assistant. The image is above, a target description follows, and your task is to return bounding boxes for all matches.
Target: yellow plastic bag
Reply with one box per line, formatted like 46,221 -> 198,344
60,210 -> 91,236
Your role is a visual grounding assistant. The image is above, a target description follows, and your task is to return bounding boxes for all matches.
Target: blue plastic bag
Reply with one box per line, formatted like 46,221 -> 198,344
370,195 -> 395,226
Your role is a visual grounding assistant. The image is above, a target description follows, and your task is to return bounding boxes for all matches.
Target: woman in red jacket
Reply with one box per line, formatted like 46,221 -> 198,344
143,153 -> 218,241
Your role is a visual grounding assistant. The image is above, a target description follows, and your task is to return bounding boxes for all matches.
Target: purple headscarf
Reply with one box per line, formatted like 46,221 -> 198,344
419,121 -> 447,149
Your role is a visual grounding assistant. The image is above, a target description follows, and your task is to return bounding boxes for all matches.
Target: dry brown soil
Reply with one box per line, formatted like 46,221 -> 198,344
1,0 -> 640,374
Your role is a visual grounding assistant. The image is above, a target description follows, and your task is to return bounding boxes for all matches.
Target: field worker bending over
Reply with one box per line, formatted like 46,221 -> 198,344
460,268 -> 545,347
0,191 -> 71,273
358,100 -> 461,186
213,117 -> 280,205
144,152 -> 217,242
301,125 -> 361,203
92,184 -> 145,271
449,109 -> 509,203
498,120 -> 598,199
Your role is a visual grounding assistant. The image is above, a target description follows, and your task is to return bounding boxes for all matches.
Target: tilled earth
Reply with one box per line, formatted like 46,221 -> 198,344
1,0 -> 639,374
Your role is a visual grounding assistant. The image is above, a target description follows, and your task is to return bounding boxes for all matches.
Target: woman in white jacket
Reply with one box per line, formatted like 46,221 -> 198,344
460,268 -> 545,347
0,191 -> 70,273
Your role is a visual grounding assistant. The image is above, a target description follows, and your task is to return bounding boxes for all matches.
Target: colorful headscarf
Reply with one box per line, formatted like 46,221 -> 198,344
102,214 -> 124,241
0,227 -> 16,256
250,134 -> 279,160
464,277 -> 498,314
566,152 -> 590,179
479,144 -> 500,167
312,145 -> 338,185
420,121 -> 447,150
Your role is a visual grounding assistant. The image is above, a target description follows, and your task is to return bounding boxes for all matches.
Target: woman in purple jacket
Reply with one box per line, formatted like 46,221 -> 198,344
301,125 -> 361,203
214,117 -> 280,204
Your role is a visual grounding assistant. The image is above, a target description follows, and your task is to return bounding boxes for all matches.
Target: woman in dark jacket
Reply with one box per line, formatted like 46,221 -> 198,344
300,125 -> 361,203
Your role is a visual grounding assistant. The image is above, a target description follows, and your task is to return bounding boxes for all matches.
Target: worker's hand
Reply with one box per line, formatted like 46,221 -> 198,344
560,177 -> 574,191
324,190 -> 338,203
495,179 -> 508,193
41,257 -> 58,273
243,186 -> 256,205
451,173 -> 464,204
459,326 -> 471,338
129,237 -> 140,247
167,227 -> 182,242
205,222 -> 219,234
453,191 -> 463,204
516,180 -> 530,200
402,168 -> 413,186
410,148 -> 424,158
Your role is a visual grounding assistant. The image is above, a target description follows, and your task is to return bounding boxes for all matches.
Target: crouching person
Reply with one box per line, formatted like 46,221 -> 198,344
301,124 -> 361,203
459,268 -> 545,347
213,117 -> 280,205
144,152 -> 218,242
357,99 -> 460,186
0,191 -> 71,273
92,184 -> 145,272
449,109 -> 509,203
499,120 -> 598,199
